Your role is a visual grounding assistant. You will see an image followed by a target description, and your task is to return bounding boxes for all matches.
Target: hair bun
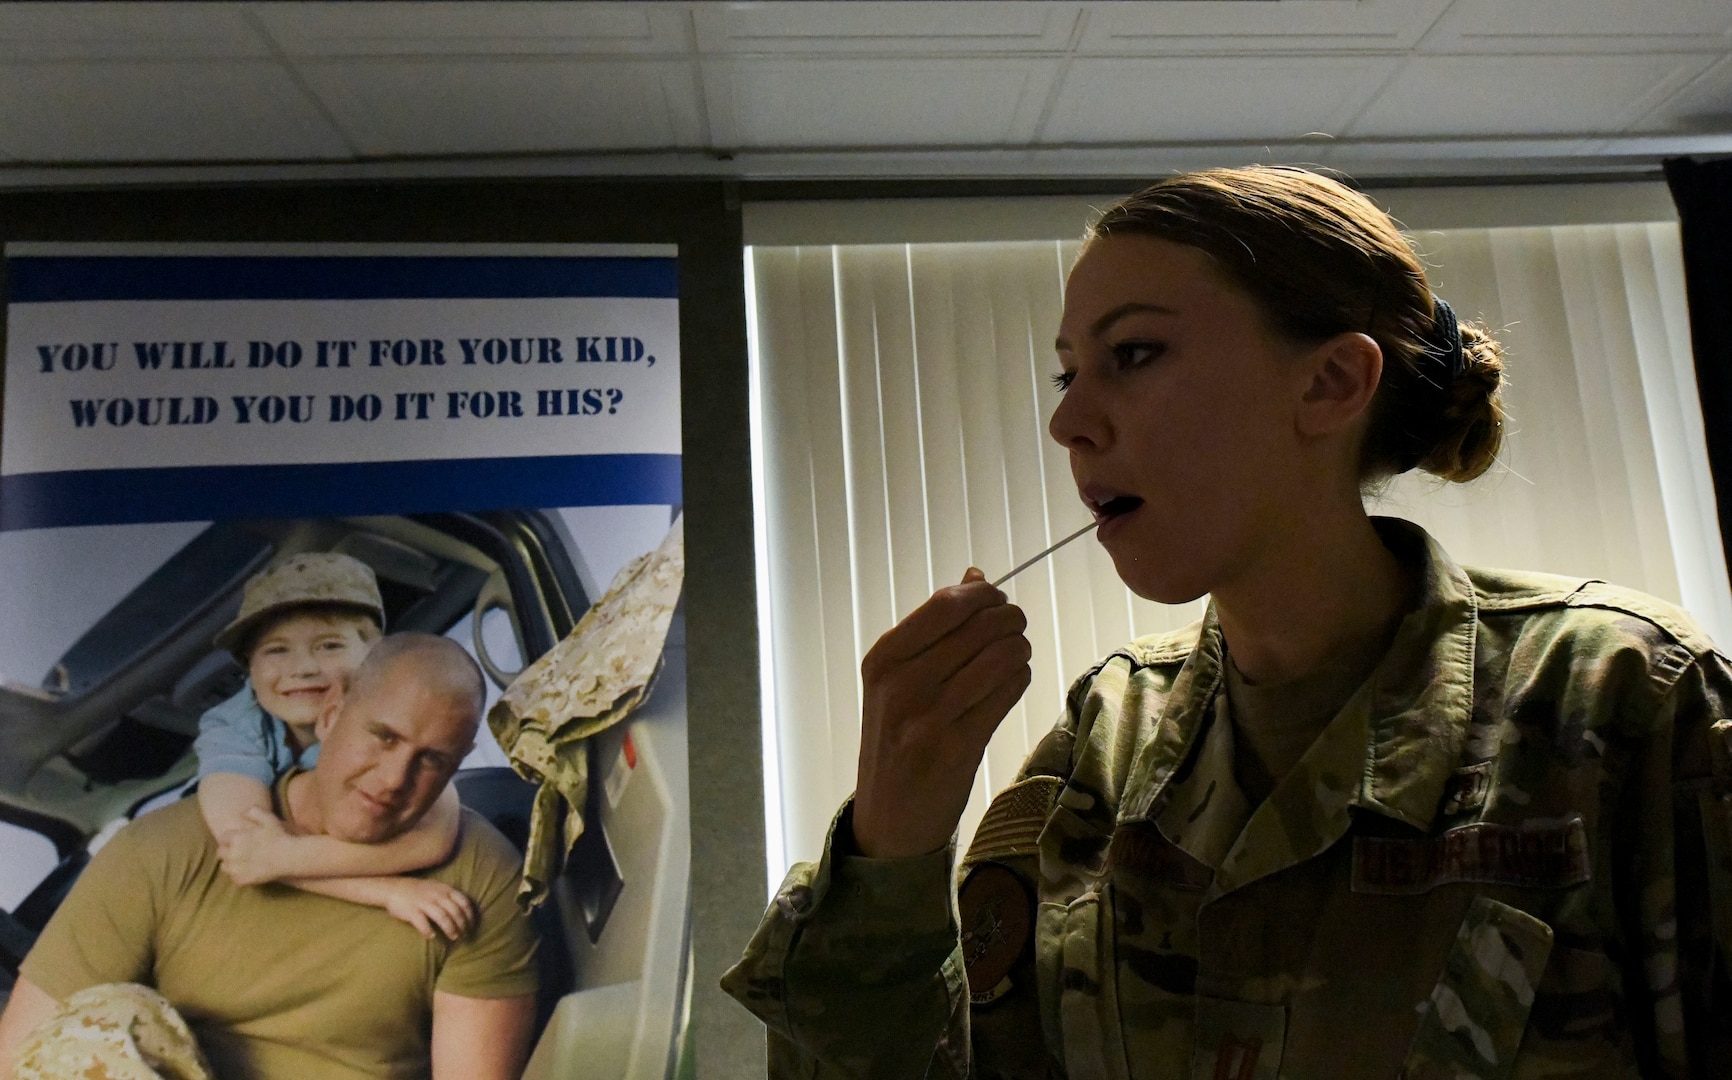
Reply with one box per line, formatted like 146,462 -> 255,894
1417,318 -> 1505,483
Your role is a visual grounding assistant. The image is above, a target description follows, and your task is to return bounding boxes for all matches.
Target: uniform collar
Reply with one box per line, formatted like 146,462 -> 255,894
1353,518 -> 1478,830
1120,517 -> 1477,835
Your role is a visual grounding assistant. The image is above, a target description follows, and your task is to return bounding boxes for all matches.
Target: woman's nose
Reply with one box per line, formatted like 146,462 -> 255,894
1047,375 -> 1108,452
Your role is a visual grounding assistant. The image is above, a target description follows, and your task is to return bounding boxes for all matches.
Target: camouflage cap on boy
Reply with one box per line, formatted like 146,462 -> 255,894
214,552 -> 385,658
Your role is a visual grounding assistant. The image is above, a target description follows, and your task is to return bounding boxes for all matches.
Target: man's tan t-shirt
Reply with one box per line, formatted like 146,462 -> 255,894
21,781 -> 538,1080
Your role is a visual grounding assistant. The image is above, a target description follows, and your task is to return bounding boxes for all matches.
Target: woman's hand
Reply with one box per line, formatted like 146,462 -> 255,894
852,568 -> 1032,859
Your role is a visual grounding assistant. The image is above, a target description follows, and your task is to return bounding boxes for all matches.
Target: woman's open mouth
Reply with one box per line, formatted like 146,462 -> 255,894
1097,495 -> 1143,520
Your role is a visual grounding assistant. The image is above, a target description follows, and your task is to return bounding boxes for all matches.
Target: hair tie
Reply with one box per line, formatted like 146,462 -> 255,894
1396,295 -> 1467,472
1426,296 -> 1465,384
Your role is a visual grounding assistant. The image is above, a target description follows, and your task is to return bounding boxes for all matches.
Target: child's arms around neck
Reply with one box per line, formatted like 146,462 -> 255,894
198,772 -> 470,938
212,782 -> 462,884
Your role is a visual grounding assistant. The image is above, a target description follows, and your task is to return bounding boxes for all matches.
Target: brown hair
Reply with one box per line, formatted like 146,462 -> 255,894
1090,166 -> 1505,482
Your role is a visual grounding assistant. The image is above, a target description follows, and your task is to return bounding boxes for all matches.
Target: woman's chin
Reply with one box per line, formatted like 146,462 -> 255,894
1109,553 -> 1206,607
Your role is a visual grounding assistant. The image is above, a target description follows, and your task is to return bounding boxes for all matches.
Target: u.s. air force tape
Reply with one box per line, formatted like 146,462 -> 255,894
957,861 -> 1033,1006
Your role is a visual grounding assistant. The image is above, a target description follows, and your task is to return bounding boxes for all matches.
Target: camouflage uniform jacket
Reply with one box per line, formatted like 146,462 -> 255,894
723,521 -> 1732,1079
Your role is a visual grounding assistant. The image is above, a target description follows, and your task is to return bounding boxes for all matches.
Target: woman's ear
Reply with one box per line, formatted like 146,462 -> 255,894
1296,332 -> 1383,437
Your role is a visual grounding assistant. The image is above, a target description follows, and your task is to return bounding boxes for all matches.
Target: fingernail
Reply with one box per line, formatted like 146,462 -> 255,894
962,567 -> 985,583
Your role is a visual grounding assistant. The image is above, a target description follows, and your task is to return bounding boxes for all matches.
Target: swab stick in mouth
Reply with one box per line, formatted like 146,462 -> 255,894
990,521 -> 1099,588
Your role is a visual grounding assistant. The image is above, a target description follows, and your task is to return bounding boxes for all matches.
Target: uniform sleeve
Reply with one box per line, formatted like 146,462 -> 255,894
722,699 -> 1084,1080
1660,649 -> 1732,1075
194,684 -> 277,785
434,817 -> 539,999
721,799 -> 967,1079
18,818 -> 160,1000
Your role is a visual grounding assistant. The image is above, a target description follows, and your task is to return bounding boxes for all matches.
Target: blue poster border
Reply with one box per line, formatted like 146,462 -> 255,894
0,453 -> 683,531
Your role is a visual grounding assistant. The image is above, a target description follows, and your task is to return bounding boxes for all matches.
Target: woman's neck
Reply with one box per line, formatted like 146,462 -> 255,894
1212,506 -> 1413,686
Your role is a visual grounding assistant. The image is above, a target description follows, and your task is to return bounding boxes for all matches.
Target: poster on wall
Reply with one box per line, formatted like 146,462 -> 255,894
0,245 -> 691,1078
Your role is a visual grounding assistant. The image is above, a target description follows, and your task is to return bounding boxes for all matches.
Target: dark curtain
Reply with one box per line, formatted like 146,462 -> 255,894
1666,156 -> 1732,573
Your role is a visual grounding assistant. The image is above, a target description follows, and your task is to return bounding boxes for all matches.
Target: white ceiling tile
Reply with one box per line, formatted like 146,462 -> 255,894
248,1 -> 692,57
1347,54 -> 1719,137
1045,57 -> 1401,142
1645,54 -> 1732,130
1076,0 -> 1453,55
298,58 -> 704,155
699,59 -> 742,148
0,2 -> 269,61
1419,0 -> 1732,53
0,60 -> 349,162
708,58 -> 1065,147
693,2 -> 1081,55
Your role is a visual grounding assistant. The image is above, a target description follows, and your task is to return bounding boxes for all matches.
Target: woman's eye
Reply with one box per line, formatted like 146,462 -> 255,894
1049,370 -> 1076,392
1112,341 -> 1165,368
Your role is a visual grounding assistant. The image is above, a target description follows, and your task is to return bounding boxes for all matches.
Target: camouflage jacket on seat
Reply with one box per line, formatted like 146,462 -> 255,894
723,520 -> 1732,1079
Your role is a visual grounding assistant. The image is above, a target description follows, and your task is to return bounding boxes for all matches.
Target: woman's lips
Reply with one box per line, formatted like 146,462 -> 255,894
1100,494 -> 1144,517
1093,495 -> 1144,540
1087,494 -> 1145,523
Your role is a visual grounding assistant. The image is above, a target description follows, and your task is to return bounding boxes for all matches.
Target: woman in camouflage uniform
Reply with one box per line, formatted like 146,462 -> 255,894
725,166 -> 1732,1079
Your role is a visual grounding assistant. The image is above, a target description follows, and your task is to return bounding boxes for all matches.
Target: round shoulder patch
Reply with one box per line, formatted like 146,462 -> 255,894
957,861 -> 1033,1006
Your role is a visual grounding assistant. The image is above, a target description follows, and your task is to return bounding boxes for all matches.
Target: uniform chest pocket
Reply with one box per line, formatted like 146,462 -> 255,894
1037,888 -> 1132,1080
1399,896 -> 1554,1080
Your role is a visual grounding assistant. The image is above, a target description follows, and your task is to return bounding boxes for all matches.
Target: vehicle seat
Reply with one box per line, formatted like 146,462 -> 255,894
0,847 -> 89,980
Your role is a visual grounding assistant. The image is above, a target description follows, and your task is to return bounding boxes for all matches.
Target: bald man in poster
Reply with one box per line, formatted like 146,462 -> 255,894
0,634 -> 538,1080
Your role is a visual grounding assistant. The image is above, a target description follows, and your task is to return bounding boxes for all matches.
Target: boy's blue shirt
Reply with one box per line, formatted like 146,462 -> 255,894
194,683 -> 320,785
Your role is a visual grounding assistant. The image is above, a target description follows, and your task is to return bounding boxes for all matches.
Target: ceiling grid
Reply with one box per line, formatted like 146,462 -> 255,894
0,0 -> 1726,183
237,3 -> 363,159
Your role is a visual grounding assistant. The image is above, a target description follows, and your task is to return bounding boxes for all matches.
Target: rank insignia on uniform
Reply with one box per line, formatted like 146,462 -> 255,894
1441,761 -> 1492,816
1192,997 -> 1286,1080
958,862 -> 1032,1007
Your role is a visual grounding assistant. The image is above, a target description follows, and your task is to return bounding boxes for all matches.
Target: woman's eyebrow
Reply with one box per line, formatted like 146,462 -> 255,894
1054,301 -> 1179,351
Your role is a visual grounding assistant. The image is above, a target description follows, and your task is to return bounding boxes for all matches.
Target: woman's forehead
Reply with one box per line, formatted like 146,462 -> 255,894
1062,237 -> 1237,328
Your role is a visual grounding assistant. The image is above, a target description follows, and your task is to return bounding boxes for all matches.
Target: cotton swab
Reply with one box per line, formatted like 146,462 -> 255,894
990,521 -> 1099,588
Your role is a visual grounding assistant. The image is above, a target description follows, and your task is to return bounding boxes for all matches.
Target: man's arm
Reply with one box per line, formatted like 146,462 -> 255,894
0,977 -> 59,1080
430,991 -> 535,1080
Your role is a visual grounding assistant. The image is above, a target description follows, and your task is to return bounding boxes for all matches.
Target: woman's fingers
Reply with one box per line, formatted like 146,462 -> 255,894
931,630 -> 1034,725
865,594 -> 1025,690
864,580 -> 1007,671
903,602 -> 1029,687
867,604 -> 1029,725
